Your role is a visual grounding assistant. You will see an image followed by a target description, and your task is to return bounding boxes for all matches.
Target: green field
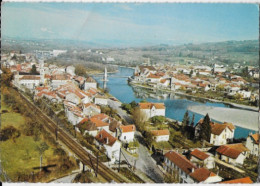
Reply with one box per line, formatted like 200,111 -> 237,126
0,99 -> 77,182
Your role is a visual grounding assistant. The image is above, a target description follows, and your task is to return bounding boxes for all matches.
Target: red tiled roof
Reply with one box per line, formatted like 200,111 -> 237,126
220,177 -> 253,184
139,102 -> 165,109
84,103 -> 100,110
216,143 -> 249,159
95,129 -> 117,146
151,129 -> 169,136
147,73 -> 161,79
90,118 -> 109,127
165,151 -> 197,174
190,149 -> 209,161
120,125 -> 136,133
19,75 -> 40,80
91,113 -> 109,121
250,133 -> 259,144
211,123 -> 231,135
189,168 -> 216,182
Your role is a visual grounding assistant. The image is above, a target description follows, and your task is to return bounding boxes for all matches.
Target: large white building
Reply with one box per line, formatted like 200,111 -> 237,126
164,151 -> 222,183
139,102 -> 165,120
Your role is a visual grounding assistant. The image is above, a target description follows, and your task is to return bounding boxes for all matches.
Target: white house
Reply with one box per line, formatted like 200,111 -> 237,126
210,122 -> 235,146
139,102 -> 165,120
189,168 -> 222,183
95,129 -> 121,163
94,95 -> 108,105
64,104 -> 84,125
82,103 -> 101,117
164,151 -> 222,183
151,129 -> 170,142
238,90 -> 251,99
84,77 -> 97,90
216,143 -> 249,165
190,149 -> 215,169
118,125 -> 136,143
245,133 -> 259,156
65,65 -> 75,76
51,74 -> 71,89
164,151 -> 197,183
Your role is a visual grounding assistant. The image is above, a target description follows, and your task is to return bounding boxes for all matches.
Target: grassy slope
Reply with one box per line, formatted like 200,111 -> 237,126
0,99 -> 75,181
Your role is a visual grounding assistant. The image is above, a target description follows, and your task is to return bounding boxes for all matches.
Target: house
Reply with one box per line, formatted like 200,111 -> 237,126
190,149 -> 215,169
164,151 -> 197,183
118,125 -> 136,143
94,94 -> 109,105
64,101 -> 84,125
51,74 -> 71,89
151,129 -> 170,142
245,133 -> 259,156
82,103 -> 101,117
77,118 -> 98,136
84,77 -> 97,90
220,177 -> 253,184
195,118 -> 235,145
95,130 -> 121,163
238,90 -> 251,99
89,117 -> 110,132
189,168 -> 222,183
65,65 -> 75,76
215,143 -> 249,165
139,102 -> 165,120
210,122 -> 235,145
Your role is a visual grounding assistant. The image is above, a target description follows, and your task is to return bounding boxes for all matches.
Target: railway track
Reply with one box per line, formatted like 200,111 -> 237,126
16,89 -> 128,183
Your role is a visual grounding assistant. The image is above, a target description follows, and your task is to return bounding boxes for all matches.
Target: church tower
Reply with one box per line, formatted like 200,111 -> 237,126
39,59 -> 45,85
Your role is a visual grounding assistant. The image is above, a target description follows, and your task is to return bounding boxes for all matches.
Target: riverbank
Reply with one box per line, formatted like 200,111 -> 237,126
129,82 -> 258,112
188,105 -> 258,131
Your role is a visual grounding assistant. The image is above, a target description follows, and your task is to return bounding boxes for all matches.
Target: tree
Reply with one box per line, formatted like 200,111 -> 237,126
191,113 -> 195,126
30,64 -> 37,74
132,108 -> 146,131
200,114 -> 211,142
0,126 -> 21,143
75,64 -> 88,77
189,70 -> 193,78
216,84 -> 225,91
182,111 -> 190,127
144,131 -> 153,148
35,142 -> 49,171
241,66 -> 249,77
1,68 -> 13,86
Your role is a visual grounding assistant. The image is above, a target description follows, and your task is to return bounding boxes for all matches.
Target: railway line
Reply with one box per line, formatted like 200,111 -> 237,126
16,88 -> 128,183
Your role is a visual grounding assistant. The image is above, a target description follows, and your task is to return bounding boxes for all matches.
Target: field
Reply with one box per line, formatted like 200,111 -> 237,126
0,97 -> 78,182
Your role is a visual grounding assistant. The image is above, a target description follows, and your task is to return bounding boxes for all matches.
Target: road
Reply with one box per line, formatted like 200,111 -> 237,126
120,132 -> 164,183
108,99 -> 134,124
108,99 -> 164,183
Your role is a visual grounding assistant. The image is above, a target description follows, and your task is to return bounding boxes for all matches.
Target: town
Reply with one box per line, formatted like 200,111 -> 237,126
1,49 -> 258,183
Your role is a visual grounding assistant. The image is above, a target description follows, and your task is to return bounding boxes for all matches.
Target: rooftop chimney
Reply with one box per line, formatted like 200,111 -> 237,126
106,137 -> 109,144
192,168 -> 195,173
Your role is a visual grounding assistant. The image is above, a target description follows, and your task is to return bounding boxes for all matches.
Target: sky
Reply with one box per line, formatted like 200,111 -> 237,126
1,3 -> 259,47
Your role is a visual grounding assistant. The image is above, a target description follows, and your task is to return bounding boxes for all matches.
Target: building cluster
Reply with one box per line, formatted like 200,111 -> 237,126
131,64 -> 259,101
2,51 -> 136,163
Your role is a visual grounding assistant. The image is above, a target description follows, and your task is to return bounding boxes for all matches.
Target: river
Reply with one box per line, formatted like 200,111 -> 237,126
93,67 -> 257,139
